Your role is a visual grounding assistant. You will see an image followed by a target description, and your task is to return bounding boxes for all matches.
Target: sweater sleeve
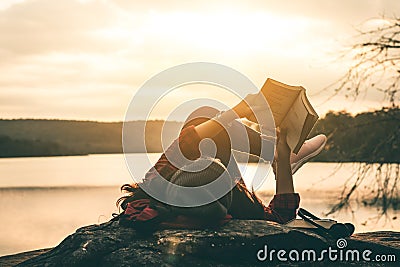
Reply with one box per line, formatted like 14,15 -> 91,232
264,193 -> 300,224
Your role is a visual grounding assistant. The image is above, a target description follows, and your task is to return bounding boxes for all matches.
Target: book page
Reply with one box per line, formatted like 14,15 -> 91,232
300,89 -> 318,117
260,79 -> 301,126
281,91 -> 319,153
296,91 -> 319,151
281,94 -> 309,152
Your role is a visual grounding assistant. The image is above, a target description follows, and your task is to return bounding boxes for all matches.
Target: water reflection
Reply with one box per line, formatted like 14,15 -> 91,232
0,154 -> 398,256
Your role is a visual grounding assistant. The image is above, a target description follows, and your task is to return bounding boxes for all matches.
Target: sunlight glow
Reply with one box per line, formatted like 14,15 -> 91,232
362,18 -> 392,30
147,84 -> 242,120
0,0 -> 26,10
93,10 -> 317,56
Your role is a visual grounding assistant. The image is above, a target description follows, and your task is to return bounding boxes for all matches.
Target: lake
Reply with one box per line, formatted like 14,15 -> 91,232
0,154 -> 398,256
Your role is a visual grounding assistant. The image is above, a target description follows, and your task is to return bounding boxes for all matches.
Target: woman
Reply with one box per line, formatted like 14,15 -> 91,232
117,93 -> 327,229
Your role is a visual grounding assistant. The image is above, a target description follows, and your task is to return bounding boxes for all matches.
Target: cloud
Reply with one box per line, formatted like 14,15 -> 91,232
0,0 -> 398,121
0,0 -> 117,56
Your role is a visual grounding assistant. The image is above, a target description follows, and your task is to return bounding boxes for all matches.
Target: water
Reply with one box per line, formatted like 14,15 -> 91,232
0,154 -> 398,256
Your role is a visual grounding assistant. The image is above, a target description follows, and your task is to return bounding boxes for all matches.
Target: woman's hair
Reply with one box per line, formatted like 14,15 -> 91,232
116,183 -> 151,210
116,171 -> 265,216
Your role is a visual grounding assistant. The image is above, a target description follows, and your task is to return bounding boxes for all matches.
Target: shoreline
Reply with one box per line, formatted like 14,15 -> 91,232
0,152 -> 399,164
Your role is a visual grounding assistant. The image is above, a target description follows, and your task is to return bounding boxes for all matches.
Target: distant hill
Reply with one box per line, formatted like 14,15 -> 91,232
0,107 -> 398,162
0,120 -> 182,157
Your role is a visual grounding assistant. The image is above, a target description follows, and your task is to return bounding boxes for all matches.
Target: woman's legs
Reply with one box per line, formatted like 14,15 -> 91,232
183,106 -> 298,223
183,106 -> 272,167
184,106 -> 327,175
182,106 -> 267,219
182,106 -> 241,182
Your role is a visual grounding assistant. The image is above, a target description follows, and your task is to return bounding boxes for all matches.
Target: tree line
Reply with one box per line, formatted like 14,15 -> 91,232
0,107 -> 398,163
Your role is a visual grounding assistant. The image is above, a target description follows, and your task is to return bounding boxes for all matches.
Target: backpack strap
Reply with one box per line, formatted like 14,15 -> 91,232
297,208 -> 354,238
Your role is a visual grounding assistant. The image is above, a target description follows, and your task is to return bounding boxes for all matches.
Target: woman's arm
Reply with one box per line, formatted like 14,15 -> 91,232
275,129 -> 295,194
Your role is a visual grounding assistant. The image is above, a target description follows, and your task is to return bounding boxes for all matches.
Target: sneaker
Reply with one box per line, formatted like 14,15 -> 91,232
290,134 -> 327,174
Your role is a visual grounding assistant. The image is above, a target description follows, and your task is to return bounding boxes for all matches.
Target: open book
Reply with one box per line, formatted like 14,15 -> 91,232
260,78 -> 319,154
285,219 -> 337,229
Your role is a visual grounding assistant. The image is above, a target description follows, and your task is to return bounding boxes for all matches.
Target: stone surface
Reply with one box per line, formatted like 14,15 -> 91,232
1,220 -> 399,266
0,249 -> 52,267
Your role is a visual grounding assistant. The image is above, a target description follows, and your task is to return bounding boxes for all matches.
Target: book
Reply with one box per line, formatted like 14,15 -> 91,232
285,219 -> 337,229
260,78 -> 319,154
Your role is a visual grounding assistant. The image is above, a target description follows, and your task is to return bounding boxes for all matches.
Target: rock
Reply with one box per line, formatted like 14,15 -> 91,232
352,231 -> 400,250
0,249 -> 52,267
1,220 -> 399,266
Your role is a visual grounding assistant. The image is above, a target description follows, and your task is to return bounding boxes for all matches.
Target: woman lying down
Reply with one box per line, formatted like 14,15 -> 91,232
117,93 -> 327,230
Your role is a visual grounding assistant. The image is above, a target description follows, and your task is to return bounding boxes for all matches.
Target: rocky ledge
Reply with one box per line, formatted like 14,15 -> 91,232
1,220 -> 399,266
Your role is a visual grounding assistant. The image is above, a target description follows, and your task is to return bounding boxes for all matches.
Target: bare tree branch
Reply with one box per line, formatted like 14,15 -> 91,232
325,16 -> 400,217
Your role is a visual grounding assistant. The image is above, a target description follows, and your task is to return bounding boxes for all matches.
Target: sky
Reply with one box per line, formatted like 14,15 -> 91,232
0,0 -> 399,121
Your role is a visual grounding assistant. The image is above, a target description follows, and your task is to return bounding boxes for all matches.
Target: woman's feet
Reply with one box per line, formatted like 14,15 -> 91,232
272,134 -> 327,175
290,134 -> 327,174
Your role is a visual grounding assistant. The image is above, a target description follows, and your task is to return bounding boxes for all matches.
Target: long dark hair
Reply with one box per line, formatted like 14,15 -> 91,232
116,183 -> 151,211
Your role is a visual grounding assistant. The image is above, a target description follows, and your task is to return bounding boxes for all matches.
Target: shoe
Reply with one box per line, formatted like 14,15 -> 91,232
290,134 -> 327,174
